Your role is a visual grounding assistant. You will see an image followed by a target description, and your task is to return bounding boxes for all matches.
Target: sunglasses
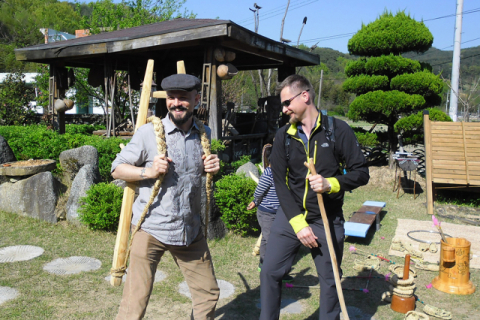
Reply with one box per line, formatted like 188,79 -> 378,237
281,89 -> 309,107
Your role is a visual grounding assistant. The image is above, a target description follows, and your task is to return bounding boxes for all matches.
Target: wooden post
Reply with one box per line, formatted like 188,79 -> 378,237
423,111 -> 434,215
305,159 -> 350,320
110,59 -> 154,287
209,52 -> 221,140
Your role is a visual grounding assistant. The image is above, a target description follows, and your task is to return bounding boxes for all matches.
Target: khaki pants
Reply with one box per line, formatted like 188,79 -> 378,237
116,229 -> 219,320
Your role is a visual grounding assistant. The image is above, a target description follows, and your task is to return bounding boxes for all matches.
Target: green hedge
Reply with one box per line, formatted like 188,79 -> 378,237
343,74 -> 389,95
0,125 -> 124,182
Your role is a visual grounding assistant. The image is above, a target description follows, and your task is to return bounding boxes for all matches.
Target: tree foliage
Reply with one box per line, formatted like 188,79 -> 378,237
348,11 -> 433,56
344,11 -> 449,165
0,0 -> 81,72
78,0 -> 194,33
395,108 -> 452,145
0,71 -> 36,125
342,75 -> 389,95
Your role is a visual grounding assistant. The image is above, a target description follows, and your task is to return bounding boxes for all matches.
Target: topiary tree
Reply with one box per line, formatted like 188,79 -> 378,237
344,11 -> 447,166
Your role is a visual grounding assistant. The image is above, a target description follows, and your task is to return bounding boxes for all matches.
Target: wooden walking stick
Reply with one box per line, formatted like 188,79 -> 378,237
110,59 -> 155,286
304,158 -> 349,320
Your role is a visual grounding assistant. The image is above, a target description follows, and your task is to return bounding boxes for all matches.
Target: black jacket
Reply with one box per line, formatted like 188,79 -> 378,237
271,114 -> 369,233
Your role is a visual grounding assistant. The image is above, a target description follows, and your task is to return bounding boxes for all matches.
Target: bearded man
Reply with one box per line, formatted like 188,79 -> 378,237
112,74 -> 221,320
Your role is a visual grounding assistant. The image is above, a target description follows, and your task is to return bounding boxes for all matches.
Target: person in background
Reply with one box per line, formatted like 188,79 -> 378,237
247,144 -> 293,282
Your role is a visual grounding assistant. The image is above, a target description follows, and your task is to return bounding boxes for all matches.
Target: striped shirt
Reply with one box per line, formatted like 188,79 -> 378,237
254,167 -> 280,213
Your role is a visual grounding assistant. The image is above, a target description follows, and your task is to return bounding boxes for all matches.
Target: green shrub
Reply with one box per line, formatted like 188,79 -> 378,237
79,182 -> 123,231
65,124 -> 106,135
352,127 -> 379,147
211,139 -> 226,154
214,173 -> 258,236
0,125 -> 124,182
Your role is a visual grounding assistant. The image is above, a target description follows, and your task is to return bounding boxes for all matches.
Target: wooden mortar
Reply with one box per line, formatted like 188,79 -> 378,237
391,254 -> 416,314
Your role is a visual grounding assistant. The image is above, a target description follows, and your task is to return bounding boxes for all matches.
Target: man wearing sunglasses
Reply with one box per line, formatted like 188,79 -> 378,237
260,74 -> 369,320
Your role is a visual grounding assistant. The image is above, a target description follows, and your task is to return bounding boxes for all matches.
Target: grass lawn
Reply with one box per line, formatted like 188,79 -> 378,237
0,166 -> 479,319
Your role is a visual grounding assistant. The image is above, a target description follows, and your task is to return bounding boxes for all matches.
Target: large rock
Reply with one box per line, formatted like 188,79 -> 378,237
59,145 -> 100,184
236,162 -> 259,180
66,164 -> 98,224
0,135 -> 16,164
0,172 -> 59,223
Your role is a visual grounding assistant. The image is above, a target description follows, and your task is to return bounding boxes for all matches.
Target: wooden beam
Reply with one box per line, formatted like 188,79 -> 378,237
423,111 -> 434,215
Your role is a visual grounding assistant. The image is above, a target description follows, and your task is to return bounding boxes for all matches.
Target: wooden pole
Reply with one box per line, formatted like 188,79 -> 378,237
317,69 -> 323,111
110,59 -> 154,286
304,159 -> 349,320
423,111 -> 434,215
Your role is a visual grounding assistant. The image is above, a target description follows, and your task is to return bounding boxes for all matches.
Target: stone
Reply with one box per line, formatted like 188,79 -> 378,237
0,172 -> 59,223
0,286 -> 19,306
66,164 -> 98,224
0,135 -> 16,165
112,179 -> 127,190
59,145 -> 100,184
236,161 -> 259,180
43,256 -> 101,275
0,245 -> 44,263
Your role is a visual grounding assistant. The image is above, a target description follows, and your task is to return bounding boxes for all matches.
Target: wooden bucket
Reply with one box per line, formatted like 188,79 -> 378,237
432,238 -> 476,295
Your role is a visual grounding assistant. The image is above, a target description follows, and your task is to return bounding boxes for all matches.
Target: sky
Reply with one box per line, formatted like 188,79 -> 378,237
181,0 -> 480,54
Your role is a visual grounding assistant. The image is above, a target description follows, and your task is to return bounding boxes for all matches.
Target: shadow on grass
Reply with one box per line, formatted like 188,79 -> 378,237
303,268 -> 391,319
215,271 -> 313,319
396,176 -> 424,198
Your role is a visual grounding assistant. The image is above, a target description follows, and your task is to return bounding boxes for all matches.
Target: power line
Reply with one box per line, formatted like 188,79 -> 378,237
423,7 -> 480,22
300,7 -> 480,46
430,52 -> 480,67
236,0 -> 318,26
241,0 -> 320,28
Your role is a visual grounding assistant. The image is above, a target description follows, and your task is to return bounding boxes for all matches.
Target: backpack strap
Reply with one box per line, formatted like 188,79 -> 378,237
285,124 -> 292,161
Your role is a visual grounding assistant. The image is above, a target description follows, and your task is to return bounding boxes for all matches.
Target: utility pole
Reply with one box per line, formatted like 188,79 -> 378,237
317,69 -> 323,110
449,0 -> 464,122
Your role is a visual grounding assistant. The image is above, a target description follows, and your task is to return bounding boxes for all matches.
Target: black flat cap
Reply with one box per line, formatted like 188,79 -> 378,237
161,74 -> 201,92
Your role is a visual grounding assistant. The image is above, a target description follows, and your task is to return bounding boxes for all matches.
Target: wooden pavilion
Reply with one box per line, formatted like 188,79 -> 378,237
15,18 -> 319,157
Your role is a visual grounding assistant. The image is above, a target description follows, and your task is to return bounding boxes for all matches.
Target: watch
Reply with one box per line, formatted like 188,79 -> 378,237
140,168 -> 147,179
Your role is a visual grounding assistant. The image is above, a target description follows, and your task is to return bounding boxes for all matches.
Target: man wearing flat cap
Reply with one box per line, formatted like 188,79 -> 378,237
112,73 -> 221,320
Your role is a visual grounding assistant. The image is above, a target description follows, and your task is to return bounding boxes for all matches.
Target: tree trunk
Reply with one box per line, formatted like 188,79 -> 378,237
388,123 -> 398,169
